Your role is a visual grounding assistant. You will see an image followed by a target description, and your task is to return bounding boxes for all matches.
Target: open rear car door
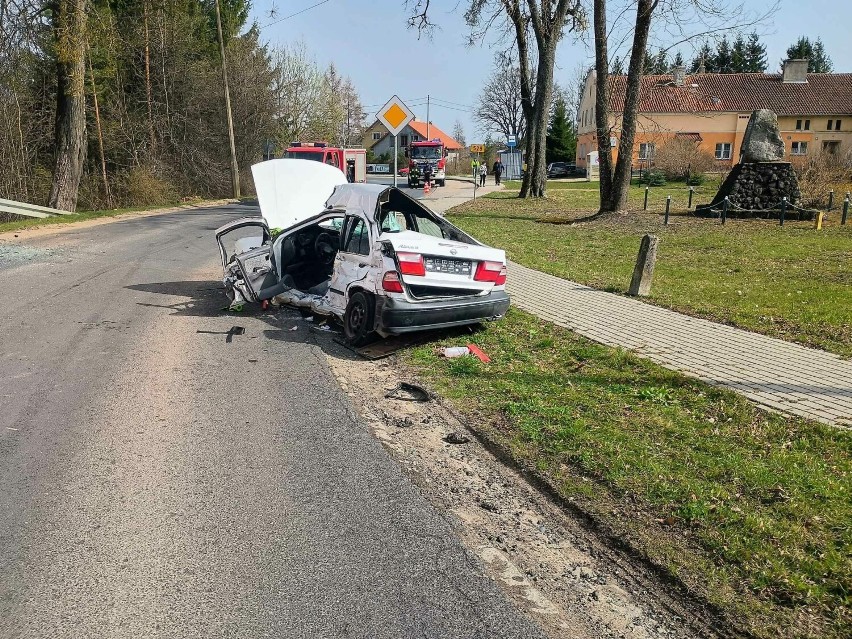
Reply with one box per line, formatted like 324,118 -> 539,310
215,218 -> 273,307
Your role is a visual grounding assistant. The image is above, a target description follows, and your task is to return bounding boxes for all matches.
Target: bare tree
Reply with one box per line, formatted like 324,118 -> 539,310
407,0 -> 584,198
474,64 -> 526,142
593,0 -> 776,213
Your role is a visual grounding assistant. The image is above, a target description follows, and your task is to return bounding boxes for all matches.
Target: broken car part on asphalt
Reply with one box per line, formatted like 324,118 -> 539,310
215,159 -> 510,346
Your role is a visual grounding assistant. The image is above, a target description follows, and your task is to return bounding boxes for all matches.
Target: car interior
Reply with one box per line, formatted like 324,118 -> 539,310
276,216 -> 343,295
377,189 -> 477,244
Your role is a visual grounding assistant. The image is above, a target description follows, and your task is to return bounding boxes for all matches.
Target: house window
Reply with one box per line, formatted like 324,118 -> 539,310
372,131 -> 382,141
795,119 -> 802,130
791,141 -> 808,155
401,134 -> 409,146
638,143 -> 655,160
715,143 -> 732,159
836,119 -> 842,130
827,120 -> 833,130
805,119 -> 811,130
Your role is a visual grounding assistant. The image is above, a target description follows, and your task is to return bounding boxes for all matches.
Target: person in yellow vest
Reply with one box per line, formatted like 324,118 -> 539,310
471,158 -> 479,180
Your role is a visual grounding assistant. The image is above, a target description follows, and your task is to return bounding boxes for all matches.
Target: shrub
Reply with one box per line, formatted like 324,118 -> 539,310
795,153 -> 852,208
654,137 -> 716,181
116,165 -> 180,208
686,173 -> 706,186
644,169 -> 667,186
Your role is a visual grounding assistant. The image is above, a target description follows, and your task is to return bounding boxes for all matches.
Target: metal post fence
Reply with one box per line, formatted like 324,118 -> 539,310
780,197 -> 787,226
828,190 -> 834,211
843,196 -> 849,225
722,196 -> 729,225
688,187 -> 694,209
643,187 -> 649,211
664,196 -> 671,225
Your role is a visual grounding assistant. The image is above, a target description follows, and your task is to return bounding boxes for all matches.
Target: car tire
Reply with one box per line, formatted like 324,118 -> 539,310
343,291 -> 375,346
438,179 -> 445,187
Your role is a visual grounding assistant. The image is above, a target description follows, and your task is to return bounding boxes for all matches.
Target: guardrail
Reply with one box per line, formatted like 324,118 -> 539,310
0,197 -> 74,220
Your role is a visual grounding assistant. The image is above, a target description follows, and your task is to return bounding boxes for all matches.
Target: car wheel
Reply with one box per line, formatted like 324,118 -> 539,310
438,179 -> 445,187
343,291 -> 375,346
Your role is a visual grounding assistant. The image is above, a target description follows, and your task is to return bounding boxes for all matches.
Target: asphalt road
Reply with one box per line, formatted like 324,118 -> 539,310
0,203 -> 545,638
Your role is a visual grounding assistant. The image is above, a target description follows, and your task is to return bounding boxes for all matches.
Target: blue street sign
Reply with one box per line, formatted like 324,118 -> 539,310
507,135 -> 517,148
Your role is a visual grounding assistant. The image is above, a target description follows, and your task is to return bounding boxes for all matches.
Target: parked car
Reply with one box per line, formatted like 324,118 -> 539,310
216,159 -> 510,345
547,162 -> 582,178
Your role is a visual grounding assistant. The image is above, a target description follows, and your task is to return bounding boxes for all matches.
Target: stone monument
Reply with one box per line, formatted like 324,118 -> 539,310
697,109 -> 806,218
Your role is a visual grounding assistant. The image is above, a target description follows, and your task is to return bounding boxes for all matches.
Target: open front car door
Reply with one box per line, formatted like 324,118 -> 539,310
215,217 -> 273,309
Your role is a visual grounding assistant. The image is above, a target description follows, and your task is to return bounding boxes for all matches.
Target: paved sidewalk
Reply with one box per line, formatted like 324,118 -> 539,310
507,262 -> 852,427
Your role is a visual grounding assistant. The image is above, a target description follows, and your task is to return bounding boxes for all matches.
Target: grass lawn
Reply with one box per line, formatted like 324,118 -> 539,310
449,181 -> 852,357
0,198 -> 207,235
406,309 -> 852,638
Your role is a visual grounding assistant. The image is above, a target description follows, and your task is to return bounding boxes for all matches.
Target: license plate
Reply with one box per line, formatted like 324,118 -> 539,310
424,257 -> 471,275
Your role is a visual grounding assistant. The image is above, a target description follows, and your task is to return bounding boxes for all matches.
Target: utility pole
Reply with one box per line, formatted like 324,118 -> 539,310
426,95 -> 430,139
214,0 -> 240,198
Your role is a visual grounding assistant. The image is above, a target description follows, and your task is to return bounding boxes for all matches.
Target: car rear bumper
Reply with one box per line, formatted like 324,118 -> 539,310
377,291 -> 510,334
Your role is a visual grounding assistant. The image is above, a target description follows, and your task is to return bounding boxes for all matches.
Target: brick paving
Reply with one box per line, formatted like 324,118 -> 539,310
506,261 -> 852,427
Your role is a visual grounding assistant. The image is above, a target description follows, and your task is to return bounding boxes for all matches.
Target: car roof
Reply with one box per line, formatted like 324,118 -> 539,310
325,183 -> 388,216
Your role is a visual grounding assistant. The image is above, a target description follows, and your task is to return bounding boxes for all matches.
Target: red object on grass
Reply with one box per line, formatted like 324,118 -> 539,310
466,343 -> 491,363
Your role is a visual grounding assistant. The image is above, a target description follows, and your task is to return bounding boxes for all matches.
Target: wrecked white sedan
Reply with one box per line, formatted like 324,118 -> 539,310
215,159 -> 510,345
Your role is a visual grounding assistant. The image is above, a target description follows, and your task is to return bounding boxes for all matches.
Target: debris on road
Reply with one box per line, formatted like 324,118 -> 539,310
444,431 -> 471,445
385,382 -> 430,402
441,346 -> 470,358
466,343 -> 491,363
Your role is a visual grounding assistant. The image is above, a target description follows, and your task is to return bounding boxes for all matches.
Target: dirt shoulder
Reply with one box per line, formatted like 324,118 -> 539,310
325,349 -> 730,639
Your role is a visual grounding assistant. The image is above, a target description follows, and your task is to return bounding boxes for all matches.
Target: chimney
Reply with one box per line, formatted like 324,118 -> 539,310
672,66 -> 686,86
782,59 -> 808,83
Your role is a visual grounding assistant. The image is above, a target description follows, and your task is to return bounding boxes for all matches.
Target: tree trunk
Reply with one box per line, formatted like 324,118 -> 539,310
599,0 -> 656,213
505,0 -> 535,197
593,0 -> 614,211
48,0 -> 88,212
87,51 -> 110,206
143,0 -> 155,152
527,43 -> 556,198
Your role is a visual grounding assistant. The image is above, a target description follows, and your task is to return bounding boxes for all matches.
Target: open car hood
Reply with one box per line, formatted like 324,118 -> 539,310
251,159 -> 348,231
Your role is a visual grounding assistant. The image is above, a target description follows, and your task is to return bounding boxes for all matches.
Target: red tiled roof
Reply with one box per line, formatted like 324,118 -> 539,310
407,120 -> 463,149
608,73 -> 852,115
370,119 -> 463,150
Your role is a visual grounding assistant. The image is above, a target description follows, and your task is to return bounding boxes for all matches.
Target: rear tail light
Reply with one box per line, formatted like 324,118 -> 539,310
397,252 -> 426,276
382,271 -> 404,293
474,261 -> 507,285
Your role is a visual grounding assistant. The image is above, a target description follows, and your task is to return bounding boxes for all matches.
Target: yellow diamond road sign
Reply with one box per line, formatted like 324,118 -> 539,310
377,95 -> 414,137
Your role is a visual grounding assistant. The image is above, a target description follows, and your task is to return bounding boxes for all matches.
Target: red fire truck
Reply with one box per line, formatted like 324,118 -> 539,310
285,143 -> 367,183
406,139 -> 447,188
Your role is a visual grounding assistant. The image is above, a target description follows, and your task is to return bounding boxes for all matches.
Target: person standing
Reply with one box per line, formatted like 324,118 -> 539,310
492,159 -> 503,186
479,162 -> 487,187
471,158 -> 479,181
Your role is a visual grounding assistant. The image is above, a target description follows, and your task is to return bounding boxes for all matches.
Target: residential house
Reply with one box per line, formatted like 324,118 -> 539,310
575,60 -> 852,170
365,118 -> 462,159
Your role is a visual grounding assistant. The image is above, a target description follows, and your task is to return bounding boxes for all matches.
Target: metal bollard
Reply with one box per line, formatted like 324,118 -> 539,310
780,197 -> 787,226
843,196 -> 849,225
722,196 -> 729,225
644,186 -> 649,211
664,196 -> 671,225
688,187 -> 694,209
828,190 -> 834,210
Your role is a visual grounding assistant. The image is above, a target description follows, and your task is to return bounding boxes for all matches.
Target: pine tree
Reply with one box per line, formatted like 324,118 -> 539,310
673,51 -> 684,68
785,36 -> 834,73
642,50 -> 655,74
731,34 -> 747,72
744,32 -> 768,72
715,36 -> 733,73
545,97 -> 576,164
811,38 -> 834,73
690,42 -> 714,73
652,48 -> 669,74
610,56 -> 624,75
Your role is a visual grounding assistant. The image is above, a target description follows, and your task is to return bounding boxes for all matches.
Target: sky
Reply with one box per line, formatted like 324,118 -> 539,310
246,0 -> 851,143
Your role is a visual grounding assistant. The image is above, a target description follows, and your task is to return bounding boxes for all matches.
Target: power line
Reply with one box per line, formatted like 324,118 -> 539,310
260,0 -> 332,29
